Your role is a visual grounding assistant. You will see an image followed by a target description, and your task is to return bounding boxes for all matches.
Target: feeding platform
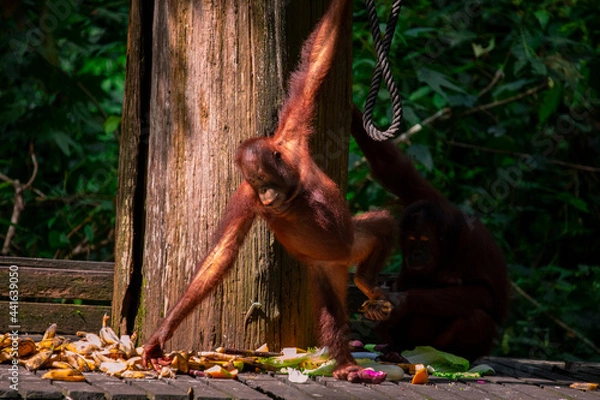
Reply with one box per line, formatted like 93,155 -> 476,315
1,257 -> 598,399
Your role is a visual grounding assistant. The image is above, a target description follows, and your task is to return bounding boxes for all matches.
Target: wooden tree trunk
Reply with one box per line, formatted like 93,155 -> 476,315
113,0 -> 351,353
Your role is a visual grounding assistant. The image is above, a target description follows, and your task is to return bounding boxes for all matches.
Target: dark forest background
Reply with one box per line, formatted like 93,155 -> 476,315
1,0 -> 598,361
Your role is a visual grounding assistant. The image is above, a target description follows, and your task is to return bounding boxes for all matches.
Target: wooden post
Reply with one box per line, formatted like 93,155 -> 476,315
113,0 -> 351,352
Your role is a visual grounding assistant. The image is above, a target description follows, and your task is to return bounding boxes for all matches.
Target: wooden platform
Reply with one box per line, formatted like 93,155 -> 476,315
2,357 -> 599,399
0,257 -> 113,334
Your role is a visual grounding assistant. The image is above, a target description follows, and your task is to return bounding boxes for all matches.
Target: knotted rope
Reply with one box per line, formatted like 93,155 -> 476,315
362,0 -> 403,141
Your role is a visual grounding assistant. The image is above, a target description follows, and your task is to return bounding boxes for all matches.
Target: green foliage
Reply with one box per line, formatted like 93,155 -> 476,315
350,0 -> 600,361
0,0 -> 128,260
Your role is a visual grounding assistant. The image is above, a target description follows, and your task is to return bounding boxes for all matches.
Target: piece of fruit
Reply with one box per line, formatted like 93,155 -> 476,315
411,364 -> 429,384
99,314 -> 120,345
17,338 -> 36,358
204,365 -> 238,379
570,382 -> 598,391
41,368 -> 86,382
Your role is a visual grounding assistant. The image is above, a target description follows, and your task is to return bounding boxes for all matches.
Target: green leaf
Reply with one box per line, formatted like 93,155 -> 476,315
408,86 -> 432,101
47,216 -> 57,228
0,182 -> 12,190
84,224 -> 95,242
513,58 -> 528,75
49,231 -> 70,248
402,346 -> 470,372
417,68 -> 466,99
447,94 -> 477,107
493,79 -> 534,97
530,58 -> 548,76
402,106 -> 419,127
51,132 -> 78,156
556,193 -> 589,213
407,144 -> 434,171
103,115 -> 121,134
433,92 -> 448,109
538,83 -> 561,124
101,200 -> 115,211
472,37 -> 495,58
534,10 -> 551,29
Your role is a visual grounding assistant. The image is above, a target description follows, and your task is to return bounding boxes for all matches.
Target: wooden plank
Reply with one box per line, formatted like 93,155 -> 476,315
237,373 -> 316,400
495,357 -> 595,382
272,374 -> 359,400
569,362 -> 600,370
465,380 -> 536,399
0,256 -> 114,271
483,357 -> 600,385
492,358 -> 575,385
368,381 -> 429,399
0,390 -> 19,399
17,381 -> 65,400
129,379 -> 189,400
0,365 -> 20,400
0,387 -> 19,400
503,382 -> 576,399
0,265 -> 113,301
51,380 -> 106,400
7,366 -> 39,381
84,373 -> 148,400
480,375 -> 529,385
580,368 -> 600,377
0,302 -> 110,334
206,379 -> 271,400
552,365 -> 600,383
1,366 -> 599,400
481,357 -> 564,367
543,385 -> 600,400
281,381 -> 353,400
434,381 -> 502,400
403,382 -> 469,399
166,376 -> 232,400
322,379 -> 397,400
483,360 -> 555,385
2,366 -> 55,400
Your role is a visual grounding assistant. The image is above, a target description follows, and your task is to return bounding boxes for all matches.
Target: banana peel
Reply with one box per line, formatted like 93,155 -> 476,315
76,331 -> 104,348
65,351 -> 92,372
168,352 -> 189,374
121,370 -> 156,379
99,314 -> 120,346
41,324 -> 57,341
21,349 -> 53,371
17,338 -> 36,358
204,365 -> 238,379
65,340 -> 100,355
118,334 -> 136,358
41,368 -> 86,382
2,317 -> 442,384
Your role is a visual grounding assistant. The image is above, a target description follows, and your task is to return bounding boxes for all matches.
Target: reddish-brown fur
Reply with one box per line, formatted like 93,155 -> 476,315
352,107 -> 509,361
143,0 -> 395,382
